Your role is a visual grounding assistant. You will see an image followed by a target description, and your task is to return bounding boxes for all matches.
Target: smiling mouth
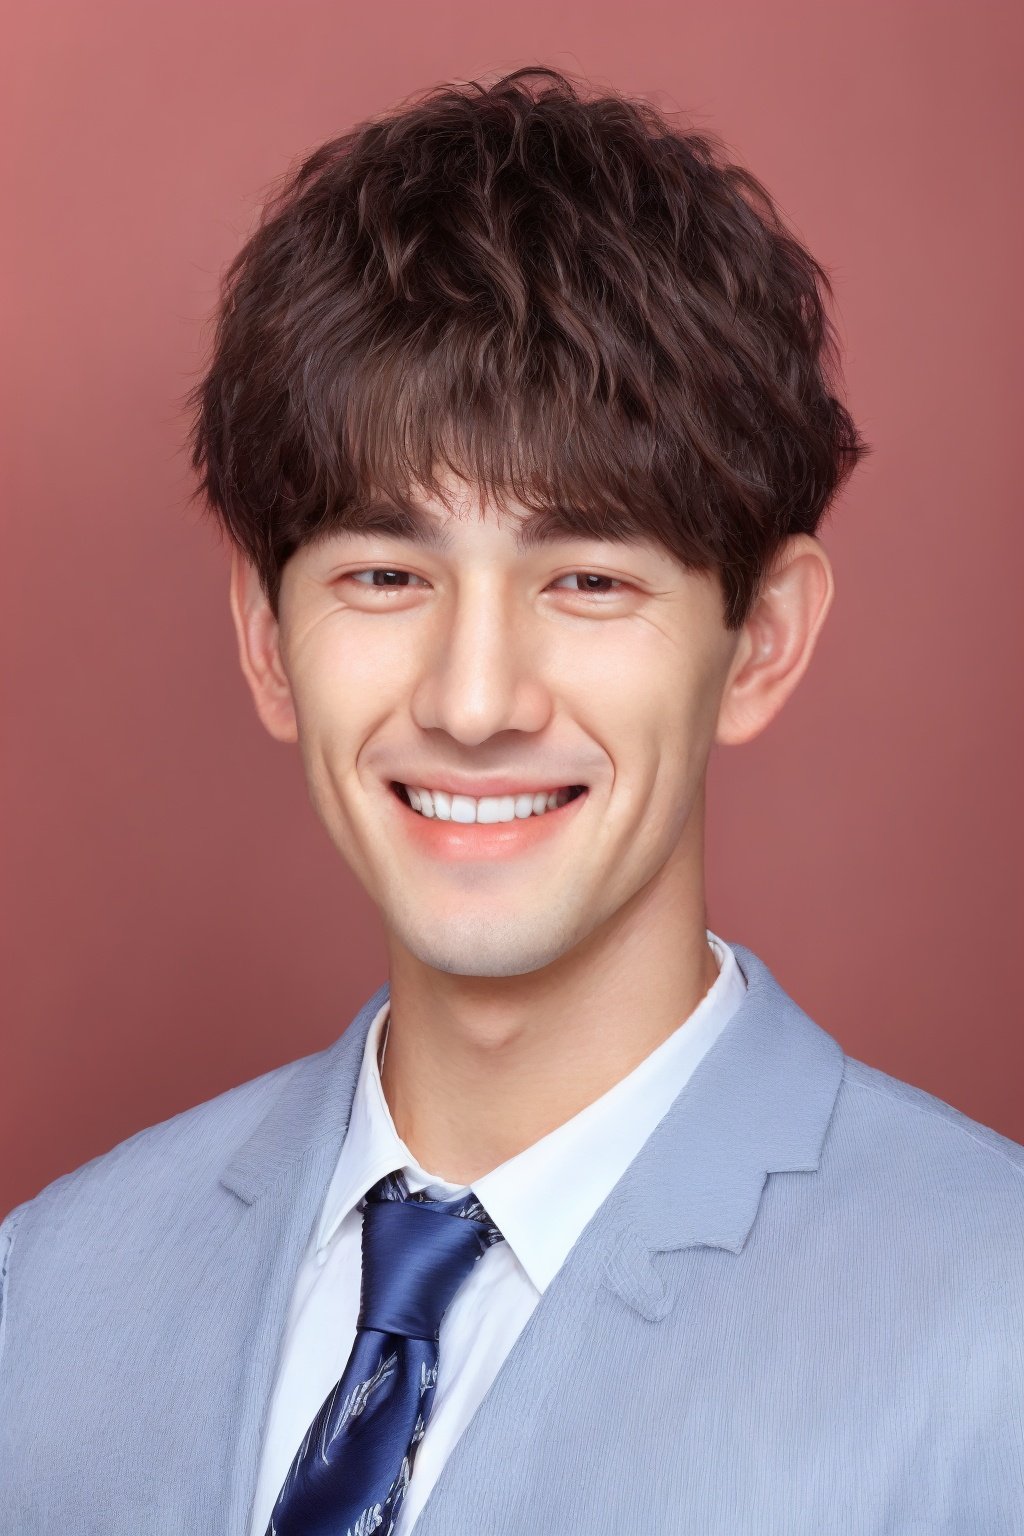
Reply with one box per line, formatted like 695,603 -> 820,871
390,782 -> 587,822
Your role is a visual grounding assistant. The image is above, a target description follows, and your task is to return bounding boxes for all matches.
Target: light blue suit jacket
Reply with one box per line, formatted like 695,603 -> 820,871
2,943 -> 1022,1533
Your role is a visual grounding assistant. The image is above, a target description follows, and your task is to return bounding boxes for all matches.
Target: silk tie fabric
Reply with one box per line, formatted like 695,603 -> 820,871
265,1170 -> 505,1536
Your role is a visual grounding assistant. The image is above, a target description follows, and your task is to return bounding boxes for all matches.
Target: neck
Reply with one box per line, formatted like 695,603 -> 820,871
378,847 -> 718,1187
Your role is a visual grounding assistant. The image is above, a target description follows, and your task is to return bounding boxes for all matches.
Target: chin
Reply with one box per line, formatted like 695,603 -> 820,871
390,913 -> 578,979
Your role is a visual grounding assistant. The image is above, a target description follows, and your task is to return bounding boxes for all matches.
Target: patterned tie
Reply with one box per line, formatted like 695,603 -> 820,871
266,1169 -> 505,1536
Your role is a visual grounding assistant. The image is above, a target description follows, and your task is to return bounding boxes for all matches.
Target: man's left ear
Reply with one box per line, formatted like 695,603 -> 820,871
714,534 -> 835,747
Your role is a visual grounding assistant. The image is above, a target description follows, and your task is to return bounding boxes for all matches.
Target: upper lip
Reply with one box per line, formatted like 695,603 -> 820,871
389,775 -> 586,798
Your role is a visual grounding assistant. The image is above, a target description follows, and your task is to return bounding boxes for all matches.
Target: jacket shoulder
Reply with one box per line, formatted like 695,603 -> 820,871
832,1055 -> 1024,1245
841,1054 -> 1024,1176
0,1049 -> 322,1372
0,1047 -> 322,1242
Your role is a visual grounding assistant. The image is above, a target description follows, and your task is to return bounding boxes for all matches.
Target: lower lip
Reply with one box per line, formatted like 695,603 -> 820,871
386,784 -> 589,861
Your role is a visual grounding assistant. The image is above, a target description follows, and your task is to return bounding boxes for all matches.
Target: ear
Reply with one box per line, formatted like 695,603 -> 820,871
228,547 -> 298,744
714,534 -> 834,747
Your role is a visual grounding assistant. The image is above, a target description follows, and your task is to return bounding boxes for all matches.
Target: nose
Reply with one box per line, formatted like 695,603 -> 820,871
408,579 -> 553,745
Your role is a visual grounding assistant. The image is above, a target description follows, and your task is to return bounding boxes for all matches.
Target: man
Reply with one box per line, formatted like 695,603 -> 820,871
1,66 -> 1021,1534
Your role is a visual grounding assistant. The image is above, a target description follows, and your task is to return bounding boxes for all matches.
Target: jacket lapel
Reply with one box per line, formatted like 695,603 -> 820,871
597,941 -> 845,1318
215,982 -> 388,1535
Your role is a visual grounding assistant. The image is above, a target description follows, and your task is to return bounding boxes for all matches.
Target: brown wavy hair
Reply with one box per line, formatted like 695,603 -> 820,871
186,66 -> 867,629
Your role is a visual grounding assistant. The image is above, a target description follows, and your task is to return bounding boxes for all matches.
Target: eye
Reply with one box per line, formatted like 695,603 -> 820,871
551,573 -> 624,598
342,568 -> 427,591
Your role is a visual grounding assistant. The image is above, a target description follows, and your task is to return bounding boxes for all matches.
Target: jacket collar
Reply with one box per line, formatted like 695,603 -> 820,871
219,943 -> 845,1321
219,980 -> 389,1208
595,941 -> 845,1317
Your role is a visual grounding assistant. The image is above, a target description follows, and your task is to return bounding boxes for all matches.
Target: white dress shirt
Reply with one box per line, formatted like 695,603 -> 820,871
250,931 -> 747,1535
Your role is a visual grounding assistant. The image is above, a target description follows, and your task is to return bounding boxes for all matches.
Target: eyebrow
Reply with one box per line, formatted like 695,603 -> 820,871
333,498 -> 650,553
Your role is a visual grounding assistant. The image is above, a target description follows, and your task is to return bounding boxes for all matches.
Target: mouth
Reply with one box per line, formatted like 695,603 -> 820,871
385,780 -> 589,861
390,782 -> 587,822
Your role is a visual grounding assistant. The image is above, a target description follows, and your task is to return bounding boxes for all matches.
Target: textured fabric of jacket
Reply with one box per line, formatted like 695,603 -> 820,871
1,942 -> 1022,1534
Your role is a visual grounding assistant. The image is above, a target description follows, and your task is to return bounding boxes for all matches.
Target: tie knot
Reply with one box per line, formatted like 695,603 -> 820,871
358,1171 -> 504,1339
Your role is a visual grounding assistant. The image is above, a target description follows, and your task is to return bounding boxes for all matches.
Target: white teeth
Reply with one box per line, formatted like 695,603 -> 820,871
401,785 -> 579,823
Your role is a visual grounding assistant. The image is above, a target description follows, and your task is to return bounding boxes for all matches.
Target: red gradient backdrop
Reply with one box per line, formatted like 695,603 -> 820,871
3,0 -> 1022,1218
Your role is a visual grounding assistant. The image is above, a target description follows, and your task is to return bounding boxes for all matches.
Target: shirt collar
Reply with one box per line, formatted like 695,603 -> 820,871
313,998 -> 461,1260
314,931 -> 747,1293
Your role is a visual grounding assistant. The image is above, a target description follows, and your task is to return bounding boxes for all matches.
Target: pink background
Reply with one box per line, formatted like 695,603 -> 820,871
3,0 -> 1022,1218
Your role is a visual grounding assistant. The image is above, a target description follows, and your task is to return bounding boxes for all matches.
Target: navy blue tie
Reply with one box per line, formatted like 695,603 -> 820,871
266,1170 -> 505,1536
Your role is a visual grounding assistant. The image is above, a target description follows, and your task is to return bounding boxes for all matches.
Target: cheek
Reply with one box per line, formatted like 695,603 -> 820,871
588,639 -> 718,763
288,623 -> 411,743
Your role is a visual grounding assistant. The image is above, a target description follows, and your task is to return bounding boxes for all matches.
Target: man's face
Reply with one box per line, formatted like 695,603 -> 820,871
266,480 -> 741,979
